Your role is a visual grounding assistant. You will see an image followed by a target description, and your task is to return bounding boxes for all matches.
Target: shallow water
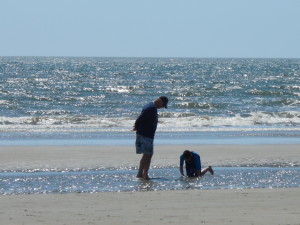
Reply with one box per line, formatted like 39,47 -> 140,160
1,167 -> 300,195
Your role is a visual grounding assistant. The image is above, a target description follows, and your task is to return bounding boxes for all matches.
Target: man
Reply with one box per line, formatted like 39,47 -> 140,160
133,96 -> 168,180
180,150 -> 214,177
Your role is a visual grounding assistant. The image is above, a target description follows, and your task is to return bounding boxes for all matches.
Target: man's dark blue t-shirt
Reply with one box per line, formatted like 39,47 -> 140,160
134,102 -> 158,139
180,152 -> 202,176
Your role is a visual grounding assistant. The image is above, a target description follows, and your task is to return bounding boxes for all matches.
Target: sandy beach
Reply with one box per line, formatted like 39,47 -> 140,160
1,144 -> 300,171
1,144 -> 300,225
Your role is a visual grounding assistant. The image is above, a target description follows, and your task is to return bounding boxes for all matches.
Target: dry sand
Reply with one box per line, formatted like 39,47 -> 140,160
0,144 -> 300,225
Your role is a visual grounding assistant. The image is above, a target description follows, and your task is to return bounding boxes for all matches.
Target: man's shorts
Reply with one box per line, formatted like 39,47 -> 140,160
186,167 -> 197,177
186,162 -> 200,177
135,134 -> 154,155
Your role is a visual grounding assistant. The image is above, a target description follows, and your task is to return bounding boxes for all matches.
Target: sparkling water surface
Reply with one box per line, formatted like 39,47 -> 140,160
1,167 -> 300,195
1,57 -> 300,142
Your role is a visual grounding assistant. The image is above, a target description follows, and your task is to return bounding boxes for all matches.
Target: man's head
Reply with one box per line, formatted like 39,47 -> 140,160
154,96 -> 169,109
183,150 -> 193,162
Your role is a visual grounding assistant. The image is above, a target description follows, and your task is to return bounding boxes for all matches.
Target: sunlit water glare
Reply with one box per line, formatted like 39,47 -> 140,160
1,167 -> 299,195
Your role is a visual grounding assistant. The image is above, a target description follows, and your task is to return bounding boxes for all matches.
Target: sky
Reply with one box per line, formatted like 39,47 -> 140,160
1,0 -> 299,58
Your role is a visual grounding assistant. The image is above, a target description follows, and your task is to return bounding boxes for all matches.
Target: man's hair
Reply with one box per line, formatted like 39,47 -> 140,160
183,150 -> 192,159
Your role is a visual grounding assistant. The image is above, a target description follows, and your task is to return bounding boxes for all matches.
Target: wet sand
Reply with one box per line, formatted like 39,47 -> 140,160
1,144 -> 299,171
0,144 -> 300,225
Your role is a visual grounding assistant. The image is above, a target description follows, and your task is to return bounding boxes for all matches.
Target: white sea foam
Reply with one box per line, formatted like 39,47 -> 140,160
0,111 -> 299,134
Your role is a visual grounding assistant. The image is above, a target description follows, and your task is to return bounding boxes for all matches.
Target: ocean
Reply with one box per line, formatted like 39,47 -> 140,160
0,57 -> 300,145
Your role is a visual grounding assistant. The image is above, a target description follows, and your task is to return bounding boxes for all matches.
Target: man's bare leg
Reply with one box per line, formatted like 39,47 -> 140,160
137,154 -> 153,179
142,154 -> 152,180
137,155 -> 145,178
201,166 -> 214,176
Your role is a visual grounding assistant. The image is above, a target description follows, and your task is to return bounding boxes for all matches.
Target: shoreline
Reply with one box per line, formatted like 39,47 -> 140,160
1,130 -> 300,146
1,144 -> 299,171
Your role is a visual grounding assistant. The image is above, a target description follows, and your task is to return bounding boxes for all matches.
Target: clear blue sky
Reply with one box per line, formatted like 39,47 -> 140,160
1,0 -> 299,58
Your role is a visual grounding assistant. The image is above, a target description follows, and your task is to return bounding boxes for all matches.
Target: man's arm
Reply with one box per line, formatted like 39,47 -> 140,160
134,108 -> 156,129
179,155 -> 185,176
180,166 -> 184,176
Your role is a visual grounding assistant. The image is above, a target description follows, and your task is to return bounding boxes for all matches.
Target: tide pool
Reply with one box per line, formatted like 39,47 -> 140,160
1,167 -> 300,195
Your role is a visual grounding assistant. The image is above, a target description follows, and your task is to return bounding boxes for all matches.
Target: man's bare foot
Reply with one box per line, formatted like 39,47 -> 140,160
208,166 -> 214,175
136,173 -> 143,179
